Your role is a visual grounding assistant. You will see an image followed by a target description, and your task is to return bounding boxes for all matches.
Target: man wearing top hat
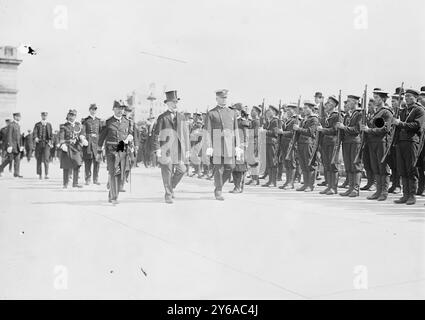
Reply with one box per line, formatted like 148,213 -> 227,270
392,89 -> 425,205
98,101 -> 134,204
204,89 -> 242,201
81,104 -> 102,185
59,109 -> 88,188
360,89 -> 394,201
153,90 -> 190,204
33,111 -> 53,179
0,112 -> 24,178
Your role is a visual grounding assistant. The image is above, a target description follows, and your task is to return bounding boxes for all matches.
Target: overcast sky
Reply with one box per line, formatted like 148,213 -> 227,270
0,0 -> 424,129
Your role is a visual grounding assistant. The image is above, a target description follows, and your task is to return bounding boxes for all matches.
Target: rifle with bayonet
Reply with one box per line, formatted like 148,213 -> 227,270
380,82 -> 404,164
353,85 -> 368,164
285,95 -> 302,161
259,98 -> 265,127
330,90 -> 342,165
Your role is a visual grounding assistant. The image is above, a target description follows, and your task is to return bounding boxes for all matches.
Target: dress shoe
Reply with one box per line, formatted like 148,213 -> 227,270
39,175 -> 42,180
165,197 -> 173,204
317,181 -> 327,187
348,190 -> 359,197
229,188 -> 242,193
367,192 -> 380,200
377,194 -> 387,201
406,195 -> 416,205
394,195 -> 408,204
14,175 -> 23,178
45,176 -> 49,180
325,189 -> 336,195
73,184 -> 83,188
214,190 -> 224,201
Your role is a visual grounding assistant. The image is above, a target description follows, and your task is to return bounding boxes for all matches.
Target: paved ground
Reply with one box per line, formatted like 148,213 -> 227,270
0,160 -> 424,299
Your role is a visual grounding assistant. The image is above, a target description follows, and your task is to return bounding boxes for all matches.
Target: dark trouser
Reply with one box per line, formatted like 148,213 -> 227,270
63,166 -> 80,186
368,141 -> 390,195
342,142 -> 362,192
362,142 -> 374,184
36,145 -> 50,176
108,173 -> 121,201
85,158 -> 100,183
161,163 -> 186,197
416,146 -> 425,193
387,146 -> 400,187
213,158 -> 235,192
297,143 -> 316,188
0,152 -> 20,176
396,141 -> 420,197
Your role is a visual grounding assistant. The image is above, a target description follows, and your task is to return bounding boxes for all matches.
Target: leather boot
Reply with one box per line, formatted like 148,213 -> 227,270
320,171 -> 331,194
282,169 -> 295,189
271,167 -> 277,187
326,172 -> 337,195
406,179 -> 417,205
367,175 -> 382,200
318,169 -> 328,186
305,170 -> 316,192
377,175 -> 389,201
296,171 -> 308,191
338,174 -> 349,188
340,173 -> 353,196
348,173 -> 361,197
394,178 -> 409,204
360,173 -> 376,191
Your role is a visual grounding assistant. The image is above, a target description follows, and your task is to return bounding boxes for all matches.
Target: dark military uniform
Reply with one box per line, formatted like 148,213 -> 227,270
59,121 -> 85,187
360,111 -> 375,190
98,116 -> 133,202
366,105 -> 393,200
296,115 -> 319,191
263,116 -> 280,187
320,111 -> 341,194
278,115 -> 299,189
81,115 -> 102,184
24,131 -> 34,161
0,121 -> 23,177
204,105 -> 240,198
394,102 -> 425,204
339,108 -> 362,196
33,121 -> 53,178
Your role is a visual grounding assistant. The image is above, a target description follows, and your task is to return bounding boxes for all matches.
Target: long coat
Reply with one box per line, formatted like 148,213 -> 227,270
5,121 -> 22,153
81,116 -> 102,160
33,121 -> 53,158
204,106 -> 240,163
153,110 -> 191,164
59,121 -> 85,169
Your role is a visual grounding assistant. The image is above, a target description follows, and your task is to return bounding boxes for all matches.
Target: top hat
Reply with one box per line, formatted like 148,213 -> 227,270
164,90 -> 180,103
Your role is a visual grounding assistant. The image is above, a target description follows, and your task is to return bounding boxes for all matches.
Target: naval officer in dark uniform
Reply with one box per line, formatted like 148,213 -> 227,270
82,104 -> 102,185
98,101 -> 134,204
204,89 -> 242,200
33,112 -> 53,179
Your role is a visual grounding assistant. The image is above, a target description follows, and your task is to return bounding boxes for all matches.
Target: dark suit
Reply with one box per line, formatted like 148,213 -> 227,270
204,106 -> 240,192
82,116 -> 102,183
0,121 -> 23,176
153,109 -> 190,198
33,121 -> 53,177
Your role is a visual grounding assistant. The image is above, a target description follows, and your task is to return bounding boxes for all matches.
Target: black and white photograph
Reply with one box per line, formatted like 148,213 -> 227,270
0,0 -> 424,306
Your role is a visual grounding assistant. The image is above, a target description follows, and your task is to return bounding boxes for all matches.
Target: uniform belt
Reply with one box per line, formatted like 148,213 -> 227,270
106,141 -> 119,145
89,134 -> 97,137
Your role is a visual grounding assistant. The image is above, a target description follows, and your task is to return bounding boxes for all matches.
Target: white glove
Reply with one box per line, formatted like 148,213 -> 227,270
185,151 -> 191,158
235,146 -> 244,160
206,147 -> 213,157
123,134 -> 134,144
155,149 -> 162,157
34,137 -> 39,143
20,146 -> 24,152
61,144 -> 68,152
7,146 -> 12,153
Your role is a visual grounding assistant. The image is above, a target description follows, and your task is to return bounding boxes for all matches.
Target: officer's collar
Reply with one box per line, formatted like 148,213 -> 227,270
113,115 -> 122,121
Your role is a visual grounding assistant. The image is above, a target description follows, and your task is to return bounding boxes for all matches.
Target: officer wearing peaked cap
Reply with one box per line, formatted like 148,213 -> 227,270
0,112 -> 24,178
204,89 -> 242,201
98,101 -> 134,204
33,111 -> 53,179
82,103 -> 102,185
59,109 -> 87,188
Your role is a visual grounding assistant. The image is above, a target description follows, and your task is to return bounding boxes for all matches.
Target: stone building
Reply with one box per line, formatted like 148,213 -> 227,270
0,46 -> 22,122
